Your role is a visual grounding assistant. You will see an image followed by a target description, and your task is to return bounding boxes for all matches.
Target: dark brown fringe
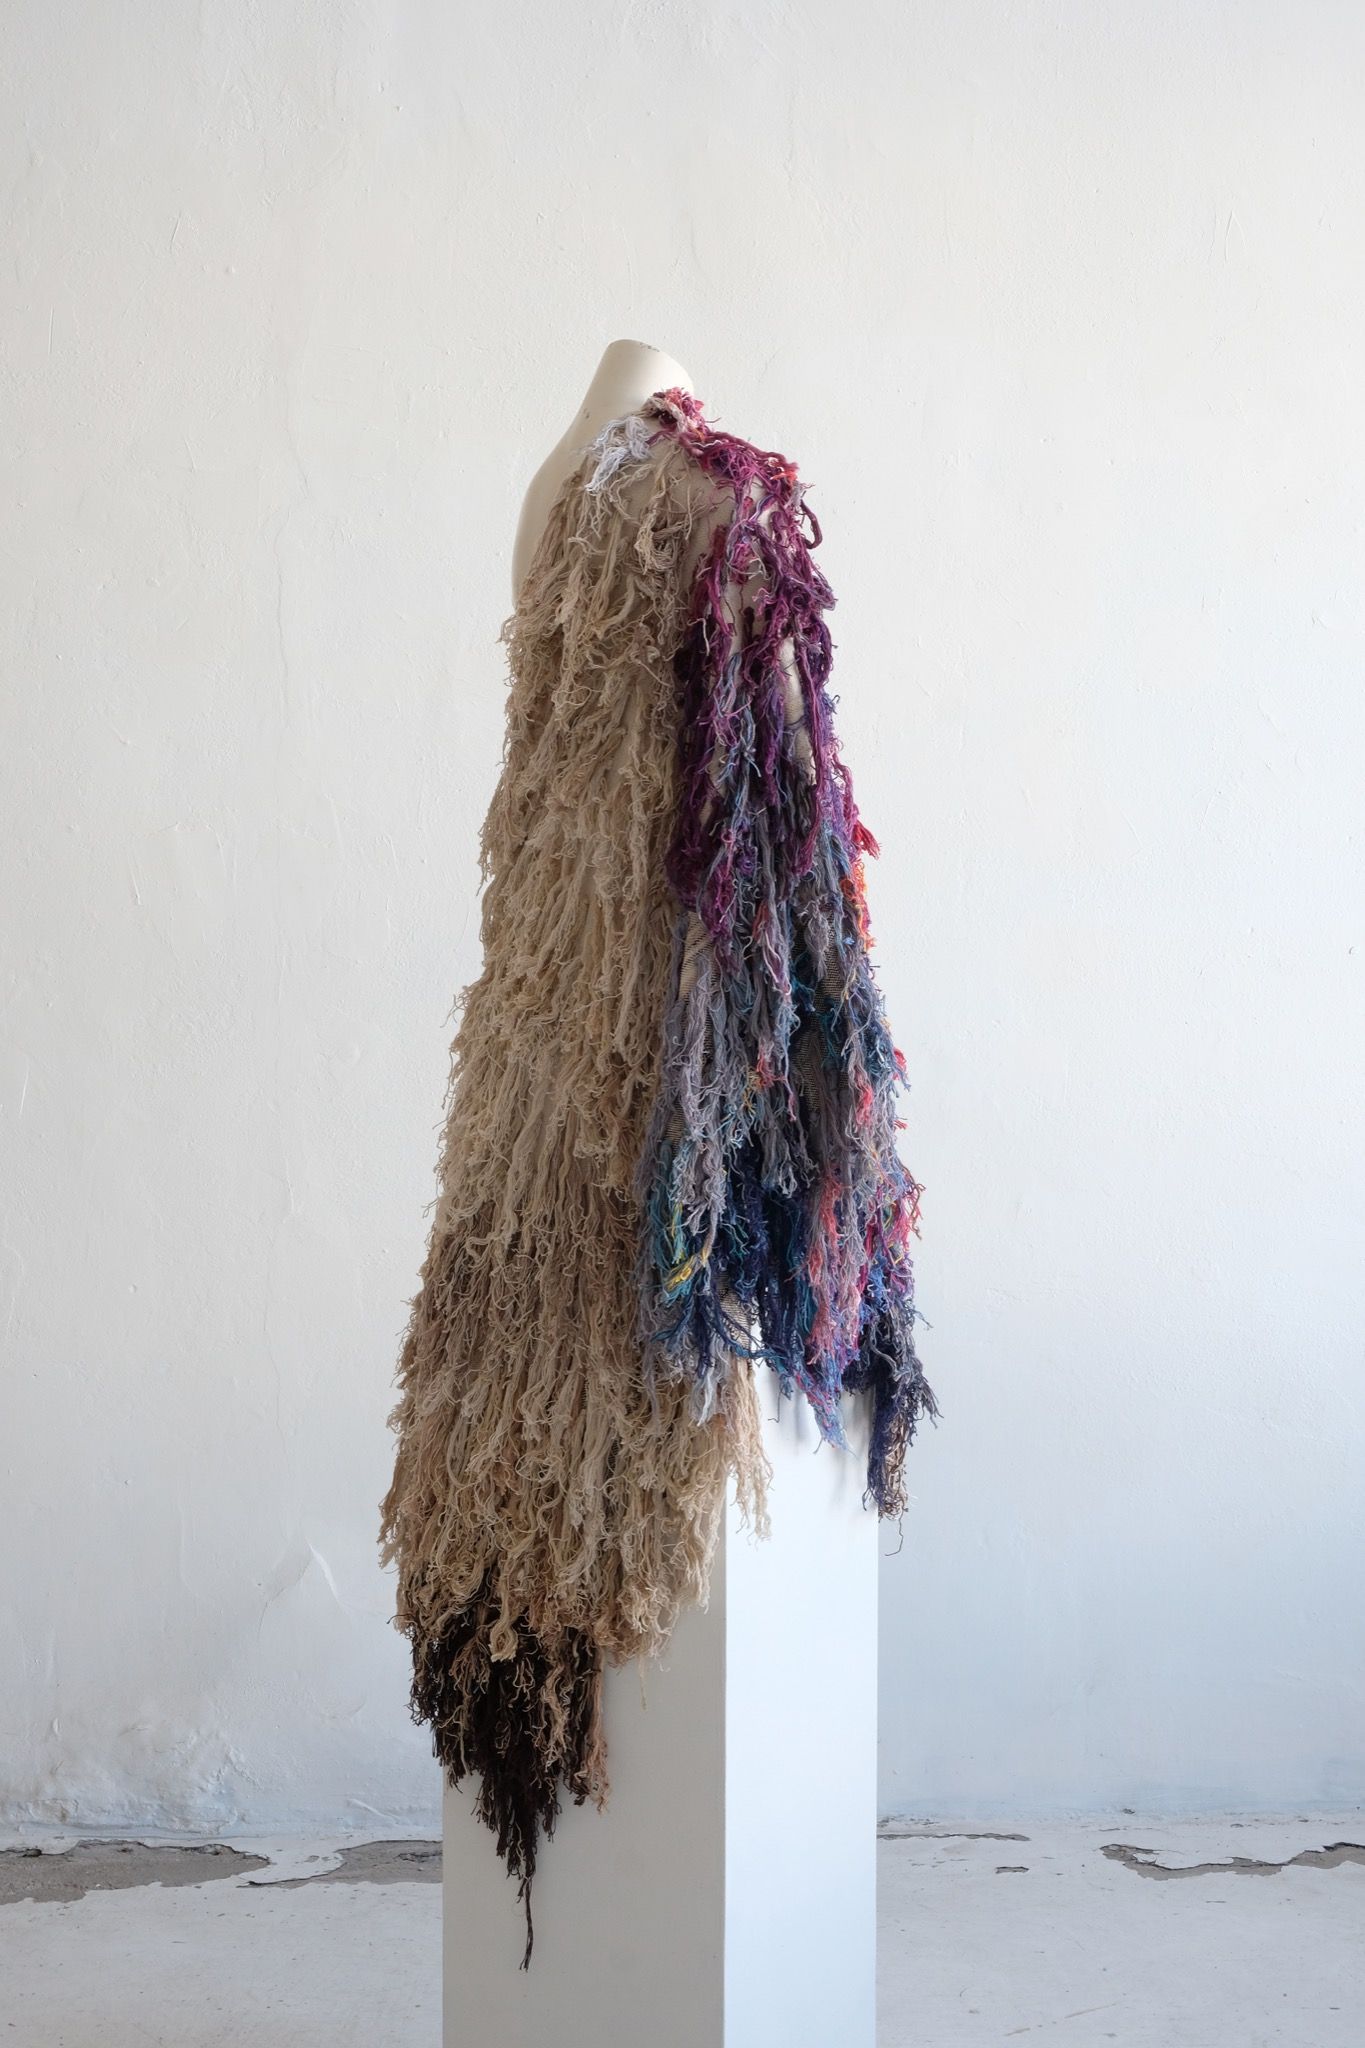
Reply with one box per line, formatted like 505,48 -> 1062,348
408,1578 -> 605,1967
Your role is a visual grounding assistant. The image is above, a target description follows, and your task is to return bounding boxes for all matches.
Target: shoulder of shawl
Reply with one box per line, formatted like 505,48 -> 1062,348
641,390 -> 828,600
643,389 -> 810,513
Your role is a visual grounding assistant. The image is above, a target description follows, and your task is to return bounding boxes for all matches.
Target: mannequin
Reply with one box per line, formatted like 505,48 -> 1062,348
512,339 -> 694,597
437,346 -> 883,2047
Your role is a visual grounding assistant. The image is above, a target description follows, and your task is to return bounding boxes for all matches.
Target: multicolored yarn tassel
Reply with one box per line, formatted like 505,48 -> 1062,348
381,390 -> 933,1963
640,389 -> 935,1514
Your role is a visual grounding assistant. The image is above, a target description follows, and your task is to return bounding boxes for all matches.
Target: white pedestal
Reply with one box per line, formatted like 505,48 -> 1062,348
442,1372 -> 879,2048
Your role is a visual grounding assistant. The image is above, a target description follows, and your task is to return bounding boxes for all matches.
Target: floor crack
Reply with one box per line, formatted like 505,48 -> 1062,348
1102,1840 -> 1365,1879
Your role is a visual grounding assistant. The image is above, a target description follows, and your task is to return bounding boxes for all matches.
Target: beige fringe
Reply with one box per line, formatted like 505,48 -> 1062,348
380,420 -> 768,1813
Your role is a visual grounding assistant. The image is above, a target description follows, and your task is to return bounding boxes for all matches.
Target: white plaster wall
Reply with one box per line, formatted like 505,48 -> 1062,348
2,0 -> 1362,1833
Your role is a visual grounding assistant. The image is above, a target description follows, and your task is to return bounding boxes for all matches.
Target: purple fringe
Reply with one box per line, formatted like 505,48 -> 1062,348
639,391 -> 936,1515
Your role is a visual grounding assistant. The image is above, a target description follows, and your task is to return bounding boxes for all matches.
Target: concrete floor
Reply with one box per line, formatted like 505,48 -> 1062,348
0,1816 -> 1360,2045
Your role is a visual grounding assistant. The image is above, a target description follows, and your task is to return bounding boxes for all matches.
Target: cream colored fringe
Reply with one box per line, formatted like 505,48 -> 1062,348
380,417 -> 768,1811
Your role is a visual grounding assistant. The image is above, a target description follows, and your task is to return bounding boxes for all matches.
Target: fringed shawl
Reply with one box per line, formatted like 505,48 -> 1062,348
380,389 -> 934,1961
